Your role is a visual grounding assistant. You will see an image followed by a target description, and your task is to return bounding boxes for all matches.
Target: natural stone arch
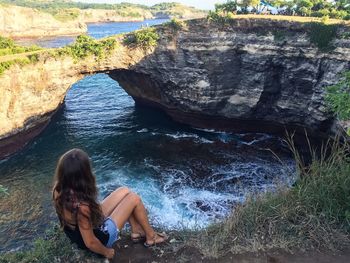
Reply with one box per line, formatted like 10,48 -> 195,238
1,19 -> 350,159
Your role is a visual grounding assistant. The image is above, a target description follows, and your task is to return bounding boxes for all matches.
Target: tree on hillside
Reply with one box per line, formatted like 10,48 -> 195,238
215,0 -> 238,13
296,0 -> 314,16
336,0 -> 350,11
242,0 -> 260,12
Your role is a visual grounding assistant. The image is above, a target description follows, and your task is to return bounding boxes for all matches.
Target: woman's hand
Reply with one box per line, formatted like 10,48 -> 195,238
105,248 -> 115,259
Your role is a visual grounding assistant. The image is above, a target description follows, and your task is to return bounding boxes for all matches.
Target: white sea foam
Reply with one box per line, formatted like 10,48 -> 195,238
137,128 -> 149,133
97,156 -> 296,229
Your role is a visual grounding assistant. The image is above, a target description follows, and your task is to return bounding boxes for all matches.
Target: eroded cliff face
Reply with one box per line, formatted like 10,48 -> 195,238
0,18 -> 349,159
110,19 -> 350,138
0,5 -> 86,38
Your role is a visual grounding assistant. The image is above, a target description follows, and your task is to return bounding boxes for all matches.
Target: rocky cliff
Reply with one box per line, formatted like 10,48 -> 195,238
111,19 -> 350,138
0,18 -> 349,159
0,5 -> 86,38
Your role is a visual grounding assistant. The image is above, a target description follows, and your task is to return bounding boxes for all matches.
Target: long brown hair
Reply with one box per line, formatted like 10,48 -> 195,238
52,148 -> 104,228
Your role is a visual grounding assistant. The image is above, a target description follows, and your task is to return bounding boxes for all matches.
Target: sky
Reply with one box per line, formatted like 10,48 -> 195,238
74,0 -> 226,10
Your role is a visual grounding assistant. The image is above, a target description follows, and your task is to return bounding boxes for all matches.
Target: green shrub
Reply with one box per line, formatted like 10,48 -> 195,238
0,56 -> 40,75
321,15 -> 330,24
0,36 -> 41,56
340,32 -> 350,39
166,18 -> 185,32
0,184 -> 9,196
27,53 -> 40,63
308,22 -> 338,52
325,70 -> 350,120
0,60 -> 18,75
60,35 -> 117,60
0,36 -> 15,49
329,9 -> 348,20
124,27 -> 159,48
207,10 -> 230,24
312,8 -> 330,18
273,30 -> 286,42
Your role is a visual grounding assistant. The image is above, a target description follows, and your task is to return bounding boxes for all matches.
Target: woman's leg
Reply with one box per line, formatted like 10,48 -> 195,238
109,192 -> 166,245
101,187 -> 145,236
101,187 -> 130,217
129,214 -> 145,237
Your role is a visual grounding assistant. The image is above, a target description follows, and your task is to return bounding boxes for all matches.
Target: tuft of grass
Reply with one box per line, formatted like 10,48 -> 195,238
0,184 -> 9,196
183,136 -> 350,258
0,225 -> 104,263
341,32 -> 350,39
325,70 -> 350,121
123,27 -> 159,48
308,22 -> 338,52
0,58 -> 29,75
0,52 -> 42,75
273,30 -> 286,42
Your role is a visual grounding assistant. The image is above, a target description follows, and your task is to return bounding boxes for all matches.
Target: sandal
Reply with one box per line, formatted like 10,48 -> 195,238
131,232 -> 146,243
144,232 -> 168,248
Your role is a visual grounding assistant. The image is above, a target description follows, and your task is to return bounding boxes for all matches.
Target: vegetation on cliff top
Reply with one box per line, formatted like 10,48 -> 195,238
0,36 -> 41,56
213,0 -> 350,20
0,54 -> 39,75
0,34 -> 117,75
54,34 -> 117,60
165,18 -> 186,32
124,27 -> 159,48
308,22 -> 338,51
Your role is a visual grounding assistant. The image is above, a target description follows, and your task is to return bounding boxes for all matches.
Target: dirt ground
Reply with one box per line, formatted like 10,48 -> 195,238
113,237 -> 350,263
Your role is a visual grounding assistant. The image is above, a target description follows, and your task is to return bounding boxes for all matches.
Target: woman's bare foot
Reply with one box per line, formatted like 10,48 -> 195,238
144,232 -> 168,247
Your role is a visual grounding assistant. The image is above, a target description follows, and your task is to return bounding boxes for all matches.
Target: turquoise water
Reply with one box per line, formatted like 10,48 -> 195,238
15,19 -> 169,48
0,20 -> 295,252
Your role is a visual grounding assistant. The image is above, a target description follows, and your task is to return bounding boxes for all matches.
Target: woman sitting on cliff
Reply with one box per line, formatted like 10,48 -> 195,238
52,148 -> 167,259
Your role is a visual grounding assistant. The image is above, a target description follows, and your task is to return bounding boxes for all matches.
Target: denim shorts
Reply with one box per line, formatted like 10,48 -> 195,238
102,217 -> 119,248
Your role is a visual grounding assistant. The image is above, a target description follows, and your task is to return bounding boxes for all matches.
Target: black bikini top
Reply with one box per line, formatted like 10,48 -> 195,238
62,203 -> 109,250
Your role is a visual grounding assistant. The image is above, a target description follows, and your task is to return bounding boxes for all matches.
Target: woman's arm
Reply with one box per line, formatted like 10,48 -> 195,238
78,205 -> 115,259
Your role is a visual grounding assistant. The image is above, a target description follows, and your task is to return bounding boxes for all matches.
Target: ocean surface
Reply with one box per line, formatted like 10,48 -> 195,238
0,19 -> 296,252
